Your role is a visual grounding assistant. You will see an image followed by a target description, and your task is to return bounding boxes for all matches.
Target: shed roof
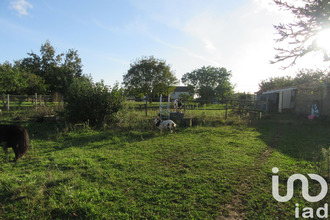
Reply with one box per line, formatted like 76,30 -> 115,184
262,87 -> 297,95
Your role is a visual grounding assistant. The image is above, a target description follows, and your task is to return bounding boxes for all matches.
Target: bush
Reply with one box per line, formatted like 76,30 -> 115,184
65,77 -> 124,126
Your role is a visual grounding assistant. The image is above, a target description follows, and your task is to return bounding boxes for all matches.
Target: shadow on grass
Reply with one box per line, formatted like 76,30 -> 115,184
255,113 -> 330,162
24,121 -> 164,152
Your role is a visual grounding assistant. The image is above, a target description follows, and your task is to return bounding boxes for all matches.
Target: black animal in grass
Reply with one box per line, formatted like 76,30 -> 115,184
0,124 -> 30,162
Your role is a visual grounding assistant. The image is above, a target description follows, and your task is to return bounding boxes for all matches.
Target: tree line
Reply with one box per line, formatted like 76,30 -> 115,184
0,40 -> 83,95
0,41 -> 234,125
258,69 -> 329,94
123,56 -> 234,103
1,42 -> 235,103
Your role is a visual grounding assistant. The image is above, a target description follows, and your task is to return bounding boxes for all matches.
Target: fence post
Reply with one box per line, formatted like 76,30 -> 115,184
35,93 -> 37,106
145,97 -> 148,117
225,101 -> 228,120
6,94 -> 9,111
35,93 -> 38,112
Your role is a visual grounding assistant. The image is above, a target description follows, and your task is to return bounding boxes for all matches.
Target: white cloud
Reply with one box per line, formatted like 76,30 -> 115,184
10,0 -> 33,16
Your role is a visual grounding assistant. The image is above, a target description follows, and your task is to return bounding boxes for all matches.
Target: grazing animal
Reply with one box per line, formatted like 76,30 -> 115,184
154,118 -> 176,133
0,124 -> 30,162
174,99 -> 183,112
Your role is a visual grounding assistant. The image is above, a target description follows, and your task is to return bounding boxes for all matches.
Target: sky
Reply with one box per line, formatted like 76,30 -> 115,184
0,0 -> 328,93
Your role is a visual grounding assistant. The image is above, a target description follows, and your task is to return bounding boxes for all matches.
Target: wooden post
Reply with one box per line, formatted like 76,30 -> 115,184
6,94 -> 9,111
35,93 -> 37,106
35,93 -> 38,112
145,96 -> 148,117
225,102 -> 228,120
168,95 -> 170,120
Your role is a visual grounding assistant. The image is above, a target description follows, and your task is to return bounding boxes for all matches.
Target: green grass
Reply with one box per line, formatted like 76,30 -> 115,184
0,114 -> 329,219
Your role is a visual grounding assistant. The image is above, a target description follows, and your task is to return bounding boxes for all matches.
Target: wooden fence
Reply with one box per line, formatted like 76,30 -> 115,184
127,98 -> 266,120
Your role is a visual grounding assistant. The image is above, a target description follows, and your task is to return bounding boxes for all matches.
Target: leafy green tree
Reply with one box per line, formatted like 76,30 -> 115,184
23,71 -> 47,94
258,76 -> 294,93
293,69 -> 329,89
271,0 -> 330,67
0,61 -> 46,95
0,62 -> 26,94
19,40 -> 83,95
181,66 -> 233,103
123,56 -> 178,103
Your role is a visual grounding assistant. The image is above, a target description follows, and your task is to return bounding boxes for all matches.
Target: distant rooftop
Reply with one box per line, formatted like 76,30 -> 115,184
174,86 -> 189,92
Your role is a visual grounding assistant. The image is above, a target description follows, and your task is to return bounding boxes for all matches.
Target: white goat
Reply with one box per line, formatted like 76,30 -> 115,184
154,118 -> 176,133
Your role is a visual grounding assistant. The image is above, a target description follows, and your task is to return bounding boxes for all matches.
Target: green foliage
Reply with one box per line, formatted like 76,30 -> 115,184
258,68 -> 329,93
64,77 -> 124,126
179,93 -> 194,103
0,61 -> 46,95
258,76 -> 294,93
1,40 -> 82,95
181,66 -> 233,103
123,56 -> 178,102
18,40 -> 83,95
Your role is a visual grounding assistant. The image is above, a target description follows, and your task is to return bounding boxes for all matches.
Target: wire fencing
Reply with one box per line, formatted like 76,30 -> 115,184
0,94 -> 267,122
126,97 -> 264,120
0,94 -> 64,120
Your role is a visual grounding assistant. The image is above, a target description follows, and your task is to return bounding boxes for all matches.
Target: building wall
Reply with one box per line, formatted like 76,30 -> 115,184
295,86 -> 329,116
257,84 -> 330,116
170,92 -> 190,100
279,90 -> 295,112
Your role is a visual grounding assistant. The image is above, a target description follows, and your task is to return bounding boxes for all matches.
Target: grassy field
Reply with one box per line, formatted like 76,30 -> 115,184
0,113 -> 329,219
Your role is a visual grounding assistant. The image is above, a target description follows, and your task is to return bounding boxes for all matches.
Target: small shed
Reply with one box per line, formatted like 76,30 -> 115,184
257,87 -> 297,113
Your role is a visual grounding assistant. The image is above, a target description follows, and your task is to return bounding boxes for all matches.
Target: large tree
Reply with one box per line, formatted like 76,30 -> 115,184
19,40 -> 83,95
123,56 -> 178,102
271,0 -> 330,67
181,66 -> 233,102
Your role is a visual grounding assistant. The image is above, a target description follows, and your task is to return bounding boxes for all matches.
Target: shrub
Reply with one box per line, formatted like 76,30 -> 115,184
65,77 -> 124,126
